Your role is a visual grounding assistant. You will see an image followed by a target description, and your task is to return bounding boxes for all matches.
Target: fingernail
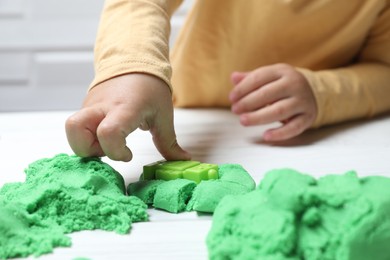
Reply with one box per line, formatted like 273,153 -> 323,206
263,132 -> 272,141
231,104 -> 239,114
123,150 -> 133,162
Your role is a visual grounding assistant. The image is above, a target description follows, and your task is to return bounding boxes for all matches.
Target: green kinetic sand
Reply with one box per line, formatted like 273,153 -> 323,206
186,164 -> 255,212
0,154 -> 148,259
0,202 -> 70,259
127,180 -> 165,205
153,179 -> 196,213
128,161 -> 256,213
206,169 -> 390,260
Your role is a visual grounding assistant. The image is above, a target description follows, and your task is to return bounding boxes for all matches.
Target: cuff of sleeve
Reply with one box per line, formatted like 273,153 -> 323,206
89,59 -> 173,93
296,67 -> 324,128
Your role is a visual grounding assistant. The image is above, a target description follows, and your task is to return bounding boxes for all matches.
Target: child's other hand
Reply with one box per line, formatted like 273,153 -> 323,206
65,73 -> 190,162
229,63 -> 317,141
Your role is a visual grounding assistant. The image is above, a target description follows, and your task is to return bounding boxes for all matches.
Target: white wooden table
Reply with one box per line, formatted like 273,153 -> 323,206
1,108 -> 390,260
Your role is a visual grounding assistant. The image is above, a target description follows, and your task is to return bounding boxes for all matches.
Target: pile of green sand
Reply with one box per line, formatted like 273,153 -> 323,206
206,169 -> 390,260
0,154 -> 148,259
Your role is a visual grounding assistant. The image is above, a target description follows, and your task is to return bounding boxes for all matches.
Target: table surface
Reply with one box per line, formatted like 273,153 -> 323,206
1,108 -> 390,260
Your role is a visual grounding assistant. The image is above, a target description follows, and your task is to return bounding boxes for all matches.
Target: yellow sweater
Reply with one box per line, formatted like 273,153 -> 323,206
91,0 -> 390,127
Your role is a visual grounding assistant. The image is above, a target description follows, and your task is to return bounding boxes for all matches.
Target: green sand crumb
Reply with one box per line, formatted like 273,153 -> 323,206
153,179 -> 196,213
127,179 -> 165,205
0,154 -> 148,259
207,169 -> 390,260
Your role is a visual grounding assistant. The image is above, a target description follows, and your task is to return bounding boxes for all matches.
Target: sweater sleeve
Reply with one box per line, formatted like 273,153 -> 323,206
298,3 -> 390,128
89,0 -> 183,91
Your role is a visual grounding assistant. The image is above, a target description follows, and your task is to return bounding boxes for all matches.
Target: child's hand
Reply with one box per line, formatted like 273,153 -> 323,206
229,63 -> 317,141
65,73 -> 190,162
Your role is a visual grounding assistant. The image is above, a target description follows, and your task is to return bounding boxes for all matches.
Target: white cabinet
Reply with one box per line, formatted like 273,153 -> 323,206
0,0 -> 193,111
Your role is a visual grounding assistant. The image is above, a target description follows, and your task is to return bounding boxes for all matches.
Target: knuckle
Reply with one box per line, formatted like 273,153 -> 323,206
238,95 -> 258,113
232,87 -> 242,96
290,72 -> 305,86
249,72 -> 262,86
65,115 -> 81,131
97,122 -> 121,140
277,81 -> 289,93
274,105 -> 288,117
259,87 -> 270,101
275,63 -> 292,72
289,119 -> 306,136
275,63 -> 299,79
291,121 -> 303,134
239,100 -> 251,112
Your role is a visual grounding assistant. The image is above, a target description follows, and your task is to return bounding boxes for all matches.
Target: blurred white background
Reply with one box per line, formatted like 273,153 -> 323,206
0,0 -> 193,111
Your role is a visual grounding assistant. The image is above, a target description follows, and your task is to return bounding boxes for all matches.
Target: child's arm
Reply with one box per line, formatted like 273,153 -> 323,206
90,0 -> 183,91
231,4 -> 390,141
66,0 -> 189,162
295,5 -> 390,128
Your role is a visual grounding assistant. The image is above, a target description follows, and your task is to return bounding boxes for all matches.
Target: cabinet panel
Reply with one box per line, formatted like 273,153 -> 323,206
0,51 -> 30,84
0,0 -> 193,111
0,0 -> 25,18
33,51 -> 94,88
29,0 -> 103,20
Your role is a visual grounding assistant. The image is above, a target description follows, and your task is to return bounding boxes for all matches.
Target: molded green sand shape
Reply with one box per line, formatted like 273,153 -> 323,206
128,161 -> 256,213
141,160 -> 218,183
